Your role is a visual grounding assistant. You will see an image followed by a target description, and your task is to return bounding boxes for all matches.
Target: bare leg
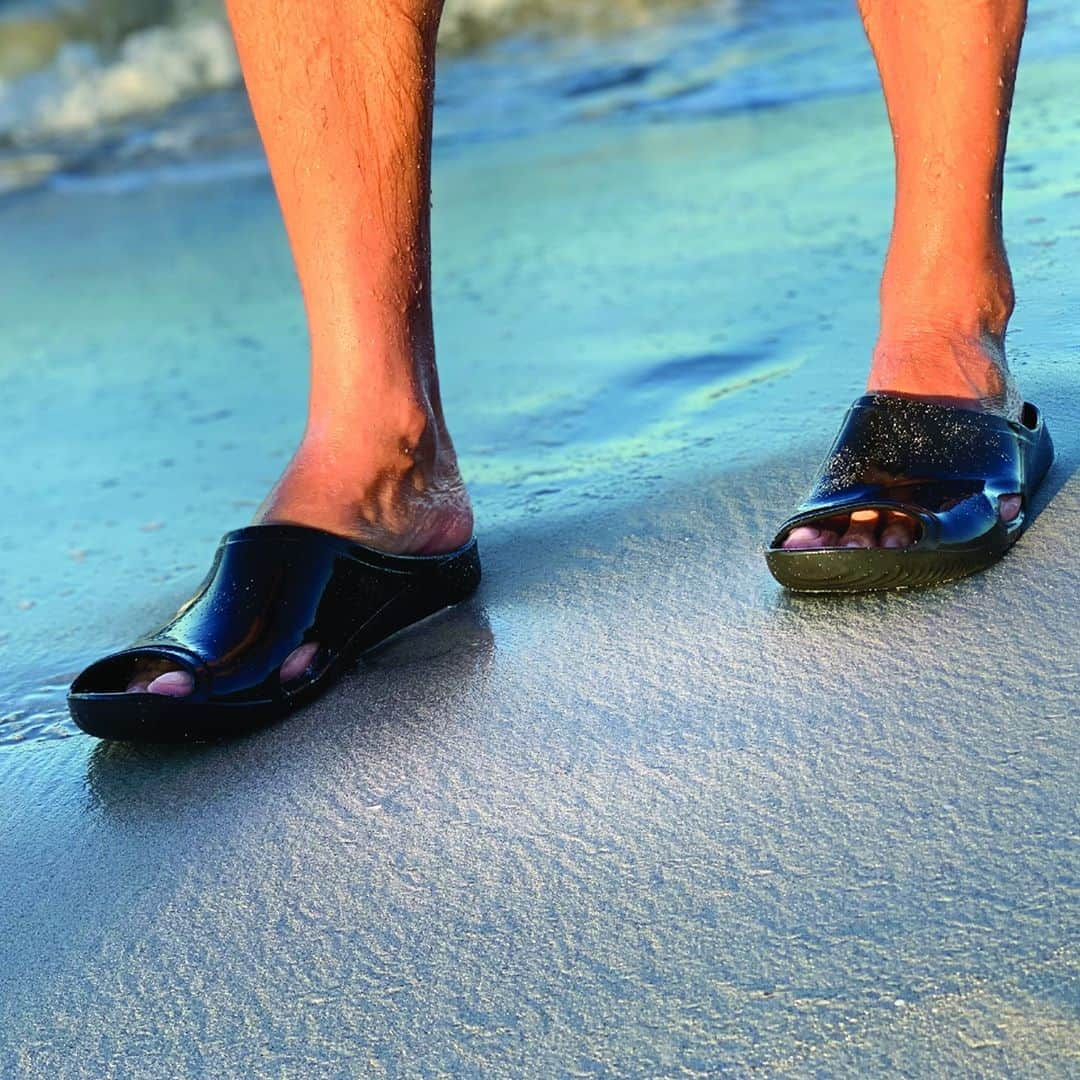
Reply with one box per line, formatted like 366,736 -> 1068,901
784,0 -> 1027,552
130,0 -> 471,695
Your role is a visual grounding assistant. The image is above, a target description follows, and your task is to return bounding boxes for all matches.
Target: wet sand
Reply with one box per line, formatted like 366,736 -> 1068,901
1,17 -> 1078,1077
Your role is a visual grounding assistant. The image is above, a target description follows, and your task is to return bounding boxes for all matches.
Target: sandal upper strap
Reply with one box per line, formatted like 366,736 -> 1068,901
774,395 -> 1044,547
127,525 -> 473,703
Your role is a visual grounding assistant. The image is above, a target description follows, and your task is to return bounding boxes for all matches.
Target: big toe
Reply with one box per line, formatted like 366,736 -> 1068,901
783,525 -> 823,550
782,524 -> 841,550
146,670 -> 195,697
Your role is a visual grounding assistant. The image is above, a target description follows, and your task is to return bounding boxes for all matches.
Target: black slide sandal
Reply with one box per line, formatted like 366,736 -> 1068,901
765,394 -> 1054,593
68,524 -> 481,742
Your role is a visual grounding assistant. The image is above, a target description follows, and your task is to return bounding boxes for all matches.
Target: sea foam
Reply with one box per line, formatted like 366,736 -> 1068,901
0,15 -> 238,143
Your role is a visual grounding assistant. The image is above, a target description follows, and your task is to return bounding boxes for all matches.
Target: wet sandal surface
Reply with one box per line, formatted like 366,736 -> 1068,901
68,524 -> 481,741
765,394 -> 1054,593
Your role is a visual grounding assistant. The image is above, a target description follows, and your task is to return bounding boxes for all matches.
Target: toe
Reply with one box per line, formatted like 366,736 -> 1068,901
782,523 -> 843,550
280,642 -> 320,684
879,511 -> 917,550
782,525 -> 823,550
999,493 -> 1022,523
839,508 -> 879,548
127,656 -> 184,694
146,670 -> 195,697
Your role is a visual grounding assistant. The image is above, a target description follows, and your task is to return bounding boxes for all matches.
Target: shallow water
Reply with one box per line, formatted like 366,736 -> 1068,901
8,0 -> 1078,194
0,0 -> 721,165
1,1 -> 1078,1074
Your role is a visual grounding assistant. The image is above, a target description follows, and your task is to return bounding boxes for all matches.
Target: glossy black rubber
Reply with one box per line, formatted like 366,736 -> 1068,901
68,524 -> 481,741
766,394 -> 1054,593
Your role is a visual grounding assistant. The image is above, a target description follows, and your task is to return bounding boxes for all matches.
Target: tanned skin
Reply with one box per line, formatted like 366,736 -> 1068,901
132,0 -> 1032,692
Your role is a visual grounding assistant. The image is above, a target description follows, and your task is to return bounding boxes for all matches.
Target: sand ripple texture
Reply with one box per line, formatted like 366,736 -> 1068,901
1,2 -> 1078,1075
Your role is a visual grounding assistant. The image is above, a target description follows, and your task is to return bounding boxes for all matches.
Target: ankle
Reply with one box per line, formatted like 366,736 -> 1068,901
258,404 -> 474,554
303,394 -> 445,470
880,235 -> 1015,336
867,325 -> 1020,417
870,249 -> 1021,415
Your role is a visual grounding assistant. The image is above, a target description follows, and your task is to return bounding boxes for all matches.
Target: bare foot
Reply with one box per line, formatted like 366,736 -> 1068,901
781,329 -> 1023,552
127,409 -> 472,696
781,498 -> 1021,552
